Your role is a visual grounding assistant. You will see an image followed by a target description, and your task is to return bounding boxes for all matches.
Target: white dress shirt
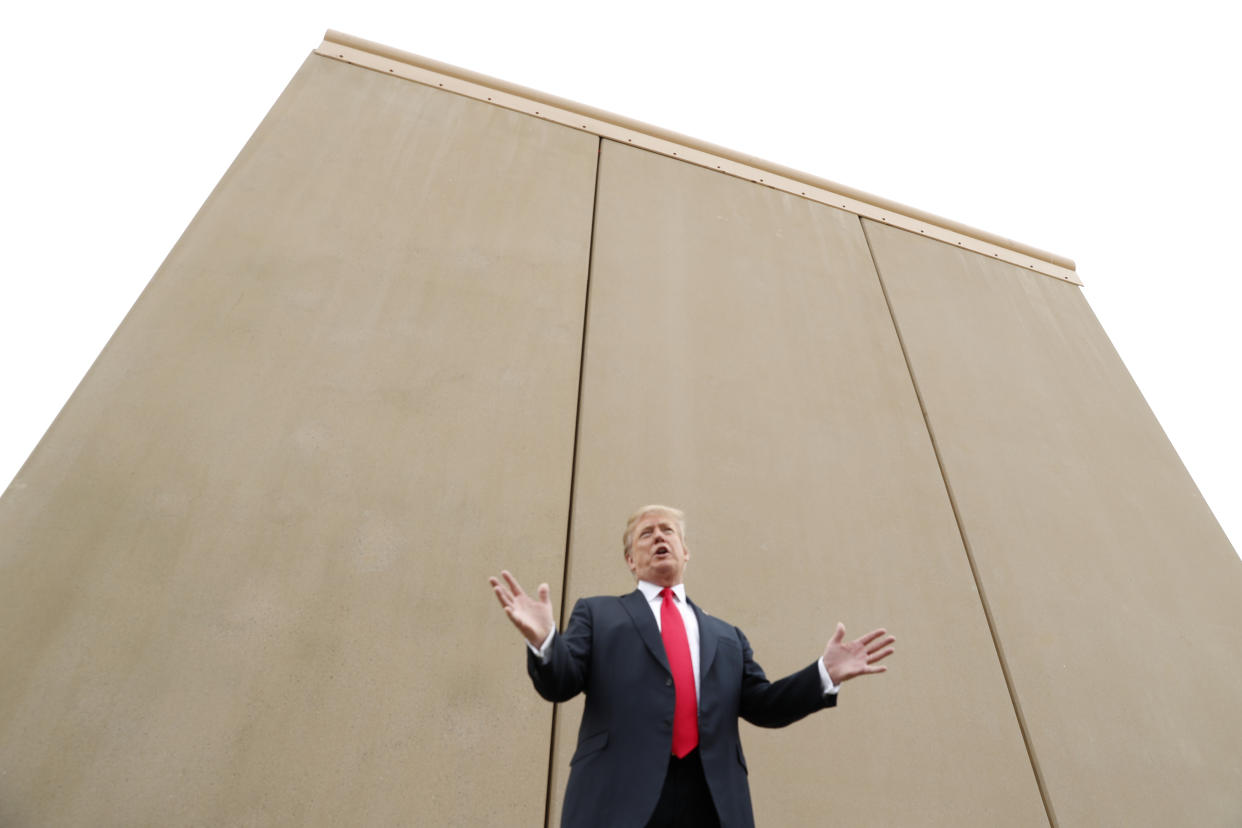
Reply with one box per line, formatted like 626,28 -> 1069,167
635,580 -> 702,701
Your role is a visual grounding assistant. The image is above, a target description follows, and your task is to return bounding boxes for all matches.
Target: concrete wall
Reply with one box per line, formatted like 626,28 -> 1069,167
551,140 -> 1045,826
865,219 -> 1242,825
1,46 -> 1238,826
0,55 -> 596,826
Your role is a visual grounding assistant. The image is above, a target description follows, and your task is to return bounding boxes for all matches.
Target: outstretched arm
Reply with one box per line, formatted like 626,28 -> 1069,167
821,623 -> 895,685
488,570 -> 555,648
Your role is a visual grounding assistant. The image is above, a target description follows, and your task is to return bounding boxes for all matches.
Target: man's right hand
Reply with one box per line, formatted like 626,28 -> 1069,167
488,570 -> 555,648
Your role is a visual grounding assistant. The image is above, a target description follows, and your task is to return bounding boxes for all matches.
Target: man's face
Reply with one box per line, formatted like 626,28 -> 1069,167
626,511 -> 690,587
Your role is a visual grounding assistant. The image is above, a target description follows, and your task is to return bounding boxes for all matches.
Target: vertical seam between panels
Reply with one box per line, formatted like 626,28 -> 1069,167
859,217 -> 1059,828
545,134 -> 603,828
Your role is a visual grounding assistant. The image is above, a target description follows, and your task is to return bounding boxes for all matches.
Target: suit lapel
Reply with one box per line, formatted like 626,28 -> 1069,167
620,589 -> 669,673
689,599 -> 718,680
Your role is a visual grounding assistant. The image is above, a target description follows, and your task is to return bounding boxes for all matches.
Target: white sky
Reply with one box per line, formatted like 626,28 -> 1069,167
3,2 -> 1238,556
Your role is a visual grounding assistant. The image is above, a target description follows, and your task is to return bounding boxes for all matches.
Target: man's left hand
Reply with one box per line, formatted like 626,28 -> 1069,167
822,623 -> 895,684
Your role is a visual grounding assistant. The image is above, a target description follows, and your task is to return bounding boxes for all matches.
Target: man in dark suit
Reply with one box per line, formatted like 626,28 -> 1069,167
489,505 -> 894,827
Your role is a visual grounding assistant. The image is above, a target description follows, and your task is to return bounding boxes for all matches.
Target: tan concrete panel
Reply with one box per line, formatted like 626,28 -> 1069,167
864,218 -> 1242,826
0,55 -> 597,826
546,140 -> 1048,826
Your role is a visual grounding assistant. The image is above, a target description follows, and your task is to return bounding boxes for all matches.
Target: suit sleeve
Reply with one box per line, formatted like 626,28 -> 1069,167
526,598 -> 594,702
736,627 -> 836,728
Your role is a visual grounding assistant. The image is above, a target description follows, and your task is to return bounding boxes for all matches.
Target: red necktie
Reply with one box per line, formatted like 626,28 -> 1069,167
660,587 -> 699,757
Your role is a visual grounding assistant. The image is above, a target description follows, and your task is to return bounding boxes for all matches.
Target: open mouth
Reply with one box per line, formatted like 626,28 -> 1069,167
654,544 -> 671,556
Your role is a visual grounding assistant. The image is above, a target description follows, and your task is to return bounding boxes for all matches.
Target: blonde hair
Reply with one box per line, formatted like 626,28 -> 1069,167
622,505 -> 686,558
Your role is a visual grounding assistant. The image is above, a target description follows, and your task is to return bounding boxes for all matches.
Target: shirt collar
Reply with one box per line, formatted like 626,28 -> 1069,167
637,580 -> 686,603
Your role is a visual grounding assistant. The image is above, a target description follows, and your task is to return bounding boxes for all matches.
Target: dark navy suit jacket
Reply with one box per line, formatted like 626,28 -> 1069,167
528,589 -> 835,828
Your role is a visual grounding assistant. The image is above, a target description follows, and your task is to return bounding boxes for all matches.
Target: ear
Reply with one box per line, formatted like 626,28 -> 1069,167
624,552 -> 637,575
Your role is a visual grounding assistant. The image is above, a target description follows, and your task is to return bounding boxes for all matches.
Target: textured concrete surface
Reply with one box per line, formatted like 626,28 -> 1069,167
866,217 -> 1242,826
0,54 -> 597,826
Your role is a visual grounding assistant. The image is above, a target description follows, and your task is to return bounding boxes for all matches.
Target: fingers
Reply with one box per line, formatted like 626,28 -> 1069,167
852,630 -> 895,662
501,570 -> 526,597
867,646 -> 895,664
489,570 -> 527,607
490,572 -> 532,613
831,622 -> 845,643
862,629 -> 894,665
856,628 -> 889,647
538,583 -> 551,605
